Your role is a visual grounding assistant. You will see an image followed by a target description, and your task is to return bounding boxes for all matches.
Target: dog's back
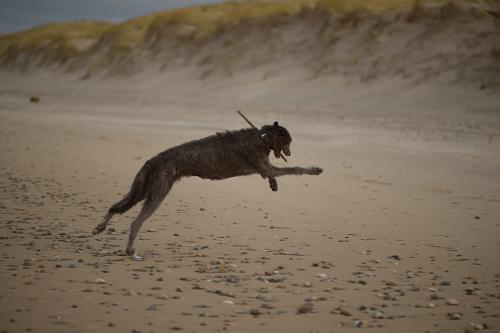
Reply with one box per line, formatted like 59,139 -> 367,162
149,128 -> 266,180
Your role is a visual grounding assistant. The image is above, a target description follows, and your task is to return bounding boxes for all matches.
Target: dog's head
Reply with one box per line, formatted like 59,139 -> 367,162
260,121 -> 292,159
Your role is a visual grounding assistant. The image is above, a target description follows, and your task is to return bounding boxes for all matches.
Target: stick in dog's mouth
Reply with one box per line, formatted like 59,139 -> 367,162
237,110 -> 288,163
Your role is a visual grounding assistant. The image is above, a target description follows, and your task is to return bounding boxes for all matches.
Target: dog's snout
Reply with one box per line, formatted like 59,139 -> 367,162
283,146 -> 291,156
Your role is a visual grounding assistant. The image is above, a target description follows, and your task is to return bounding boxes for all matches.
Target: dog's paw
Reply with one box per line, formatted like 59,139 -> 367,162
127,248 -> 142,261
92,224 -> 106,235
308,167 -> 323,175
269,178 -> 278,192
130,253 -> 142,261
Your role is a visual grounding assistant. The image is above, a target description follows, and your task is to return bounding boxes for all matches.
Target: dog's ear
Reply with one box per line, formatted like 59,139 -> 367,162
273,121 -> 279,127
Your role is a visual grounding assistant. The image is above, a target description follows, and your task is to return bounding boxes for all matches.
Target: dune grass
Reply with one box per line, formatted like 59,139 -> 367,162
0,0 -> 492,66
0,21 -> 111,61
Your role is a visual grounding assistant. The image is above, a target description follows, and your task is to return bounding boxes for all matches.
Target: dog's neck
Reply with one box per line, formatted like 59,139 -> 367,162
258,130 -> 274,153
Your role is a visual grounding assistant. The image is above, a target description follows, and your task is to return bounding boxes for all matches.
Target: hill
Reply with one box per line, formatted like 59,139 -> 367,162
0,0 -> 498,90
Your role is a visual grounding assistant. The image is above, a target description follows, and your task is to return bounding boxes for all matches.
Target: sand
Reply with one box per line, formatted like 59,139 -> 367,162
0,69 -> 499,333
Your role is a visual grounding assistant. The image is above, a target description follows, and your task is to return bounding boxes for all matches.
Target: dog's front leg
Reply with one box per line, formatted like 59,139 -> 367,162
253,159 -> 279,192
271,166 -> 323,177
268,176 -> 278,192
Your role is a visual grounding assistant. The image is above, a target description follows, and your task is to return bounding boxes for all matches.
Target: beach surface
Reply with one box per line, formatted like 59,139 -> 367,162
0,70 -> 499,332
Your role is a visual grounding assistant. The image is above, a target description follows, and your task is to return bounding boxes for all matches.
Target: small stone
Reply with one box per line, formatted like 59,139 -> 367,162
372,311 -> 384,319
447,312 -> 463,320
302,282 -> 312,288
317,273 -> 327,279
266,276 -> 285,283
222,300 -> 234,305
440,281 -> 451,286
250,308 -> 262,316
206,288 -> 234,298
354,320 -> 366,328
470,323 -> 486,330
428,302 -> 436,308
147,304 -> 157,311
95,278 -> 106,284
124,290 -> 135,296
388,255 -> 401,261
446,298 -> 459,305
297,303 -> 314,314
336,307 -> 351,316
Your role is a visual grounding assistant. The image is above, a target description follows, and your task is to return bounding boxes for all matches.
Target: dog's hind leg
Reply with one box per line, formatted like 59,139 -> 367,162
92,192 -> 144,235
92,211 -> 114,235
92,166 -> 149,235
126,178 -> 173,260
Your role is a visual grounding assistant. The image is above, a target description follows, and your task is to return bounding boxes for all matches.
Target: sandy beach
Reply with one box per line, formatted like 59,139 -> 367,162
1,1 -> 500,332
0,70 -> 499,333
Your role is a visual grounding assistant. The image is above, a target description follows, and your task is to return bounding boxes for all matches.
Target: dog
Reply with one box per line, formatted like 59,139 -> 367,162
92,121 -> 323,259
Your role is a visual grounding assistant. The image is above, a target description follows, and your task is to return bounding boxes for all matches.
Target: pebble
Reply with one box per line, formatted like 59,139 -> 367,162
95,278 -> 106,284
336,307 -> 351,316
124,289 -> 135,296
446,298 -> 459,305
222,300 -> 234,305
266,276 -> 285,283
469,323 -> 487,330
250,308 -> 262,316
447,312 -> 463,320
297,303 -> 314,314
372,311 -> 384,319
206,288 -> 235,298
317,273 -> 328,279
147,304 -> 157,311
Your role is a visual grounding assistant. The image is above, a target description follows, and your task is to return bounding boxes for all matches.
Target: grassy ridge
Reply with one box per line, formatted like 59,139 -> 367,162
0,0 -> 493,69
0,21 -> 111,64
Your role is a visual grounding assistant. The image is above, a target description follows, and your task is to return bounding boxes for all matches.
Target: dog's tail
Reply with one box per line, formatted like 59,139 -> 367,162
108,161 -> 151,214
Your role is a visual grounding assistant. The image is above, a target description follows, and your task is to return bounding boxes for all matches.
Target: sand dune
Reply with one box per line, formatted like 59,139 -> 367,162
1,1 -> 499,89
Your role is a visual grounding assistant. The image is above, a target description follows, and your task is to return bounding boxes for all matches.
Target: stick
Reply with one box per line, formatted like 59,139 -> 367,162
237,110 -> 287,162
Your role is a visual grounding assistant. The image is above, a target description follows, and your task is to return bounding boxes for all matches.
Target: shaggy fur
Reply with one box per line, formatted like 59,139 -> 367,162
92,122 -> 322,259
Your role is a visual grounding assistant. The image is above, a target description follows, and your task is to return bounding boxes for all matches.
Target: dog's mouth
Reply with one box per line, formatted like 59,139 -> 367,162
275,146 -> 291,158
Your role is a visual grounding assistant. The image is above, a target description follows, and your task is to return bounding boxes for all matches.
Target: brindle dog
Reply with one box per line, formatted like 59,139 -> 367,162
93,122 -> 323,259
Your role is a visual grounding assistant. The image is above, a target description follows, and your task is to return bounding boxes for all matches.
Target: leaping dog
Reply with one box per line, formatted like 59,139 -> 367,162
92,121 -> 323,259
